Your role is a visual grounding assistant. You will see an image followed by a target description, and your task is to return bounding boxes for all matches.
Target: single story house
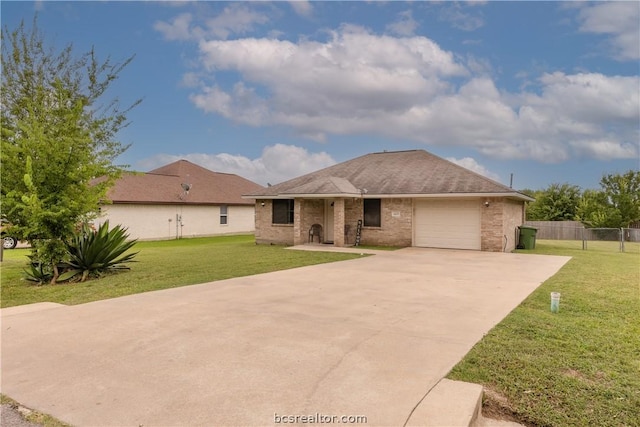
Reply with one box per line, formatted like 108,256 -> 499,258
97,160 -> 263,240
244,150 -> 533,252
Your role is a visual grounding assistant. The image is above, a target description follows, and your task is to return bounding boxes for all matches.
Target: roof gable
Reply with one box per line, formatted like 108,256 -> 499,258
107,160 -> 264,205
281,176 -> 360,196
247,150 -> 531,200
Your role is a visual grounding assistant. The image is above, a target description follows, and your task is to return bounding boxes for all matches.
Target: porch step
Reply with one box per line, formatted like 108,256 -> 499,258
406,378 -> 482,427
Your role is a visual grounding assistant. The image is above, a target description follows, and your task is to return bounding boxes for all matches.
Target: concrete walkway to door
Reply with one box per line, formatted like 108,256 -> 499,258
1,248 -> 570,426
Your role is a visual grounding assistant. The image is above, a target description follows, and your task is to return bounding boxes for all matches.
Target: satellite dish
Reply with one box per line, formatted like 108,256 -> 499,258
181,183 -> 192,193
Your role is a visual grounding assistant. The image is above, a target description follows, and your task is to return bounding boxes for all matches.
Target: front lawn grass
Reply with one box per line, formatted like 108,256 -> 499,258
0,234 -> 362,308
448,240 -> 640,426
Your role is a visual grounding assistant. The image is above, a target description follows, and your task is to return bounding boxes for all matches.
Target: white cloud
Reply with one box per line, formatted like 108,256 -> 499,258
289,1 -> 313,17
158,13 -> 638,164
193,25 -> 467,132
136,144 -> 336,186
190,82 -> 267,126
446,157 -> 500,181
205,4 -> 269,39
570,140 -> 639,161
532,72 -> 639,123
180,72 -> 202,88
577,2 -> 640,61
386,10 -> 419,36
154,4 -> 269,41
154,12 -> 194,41
439,3 -> 485,32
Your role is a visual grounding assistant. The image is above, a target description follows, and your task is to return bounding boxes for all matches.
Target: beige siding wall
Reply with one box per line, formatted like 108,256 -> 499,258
98,204 -> 255,241
480,198 -> 525,252
254,200 -> 294,245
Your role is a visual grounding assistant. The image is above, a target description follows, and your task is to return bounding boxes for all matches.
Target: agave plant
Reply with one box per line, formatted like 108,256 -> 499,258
65,221 -> 139,282
23,254 -> 53,284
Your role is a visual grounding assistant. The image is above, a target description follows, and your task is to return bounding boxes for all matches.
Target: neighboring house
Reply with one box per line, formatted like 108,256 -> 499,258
245,150 -> 533,252
98,160 -> 263,240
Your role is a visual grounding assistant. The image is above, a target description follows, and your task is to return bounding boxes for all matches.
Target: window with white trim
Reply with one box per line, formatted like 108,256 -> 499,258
220,205 -> 228,225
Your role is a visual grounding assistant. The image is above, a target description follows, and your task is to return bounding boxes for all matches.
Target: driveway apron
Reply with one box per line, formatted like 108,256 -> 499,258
1,248 -> 570,426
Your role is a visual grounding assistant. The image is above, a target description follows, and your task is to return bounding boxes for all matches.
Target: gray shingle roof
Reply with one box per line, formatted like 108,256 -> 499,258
246,150 -> 531,200
281,176 -> 361,196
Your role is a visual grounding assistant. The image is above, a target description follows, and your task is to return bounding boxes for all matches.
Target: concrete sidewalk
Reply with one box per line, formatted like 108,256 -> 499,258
1,248 -> 570,426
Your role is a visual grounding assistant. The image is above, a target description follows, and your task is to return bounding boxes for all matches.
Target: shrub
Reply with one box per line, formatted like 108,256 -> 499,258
65,221 -> 138,282
23,255 -> 54,284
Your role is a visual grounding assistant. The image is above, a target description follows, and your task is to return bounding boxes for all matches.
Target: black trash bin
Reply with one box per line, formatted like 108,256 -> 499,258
518,226 -> 537,249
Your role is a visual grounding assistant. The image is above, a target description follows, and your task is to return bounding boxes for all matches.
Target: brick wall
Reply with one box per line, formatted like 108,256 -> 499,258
256,196 -> 525,251
481,198 -> 525,252
296,199 -> 324,244
344,198 -> 362,245
358,198 -> 413,247
333,199 -> 345,246
502,199 -> 525,252
254,199 -> 294,245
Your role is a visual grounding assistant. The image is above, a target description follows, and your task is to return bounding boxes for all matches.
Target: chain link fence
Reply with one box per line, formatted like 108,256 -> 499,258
524,221 -> 640,252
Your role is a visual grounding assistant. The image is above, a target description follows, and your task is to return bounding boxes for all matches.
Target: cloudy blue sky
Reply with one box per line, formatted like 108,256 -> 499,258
2,1 -> 639,190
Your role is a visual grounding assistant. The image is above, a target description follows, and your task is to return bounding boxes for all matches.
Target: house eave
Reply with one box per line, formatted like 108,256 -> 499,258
282,192 -> 362,198
365,192 -> 534,202
244,192 -> 533,202
107,200 -> 256,206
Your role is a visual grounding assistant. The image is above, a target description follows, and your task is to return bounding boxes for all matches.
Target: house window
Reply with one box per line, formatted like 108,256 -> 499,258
364,199 -> 381,227
220,205 -> 228,225
273,199 -> 294,224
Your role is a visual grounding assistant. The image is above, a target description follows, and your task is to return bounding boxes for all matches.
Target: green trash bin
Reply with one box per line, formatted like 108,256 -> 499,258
518,226 -> 537,249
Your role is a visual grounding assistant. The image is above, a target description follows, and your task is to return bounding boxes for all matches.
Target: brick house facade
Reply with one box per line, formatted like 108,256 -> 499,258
255,196 -> 527,252
247,150 -> 532,252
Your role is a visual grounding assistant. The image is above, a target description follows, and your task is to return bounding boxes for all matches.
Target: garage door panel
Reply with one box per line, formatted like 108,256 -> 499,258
414,200 -> 481,250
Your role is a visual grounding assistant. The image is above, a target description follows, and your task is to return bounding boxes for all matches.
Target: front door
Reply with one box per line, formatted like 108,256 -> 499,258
325,199 -> 334,243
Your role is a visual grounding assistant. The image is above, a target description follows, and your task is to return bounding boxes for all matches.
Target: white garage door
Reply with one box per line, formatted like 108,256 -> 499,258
414,200 -> 481,250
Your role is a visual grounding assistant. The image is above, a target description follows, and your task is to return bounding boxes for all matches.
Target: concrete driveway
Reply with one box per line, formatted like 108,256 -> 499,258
1,248 -> 570,426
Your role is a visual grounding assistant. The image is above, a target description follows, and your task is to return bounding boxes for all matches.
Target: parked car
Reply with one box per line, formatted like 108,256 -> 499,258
1,221 -> 18,249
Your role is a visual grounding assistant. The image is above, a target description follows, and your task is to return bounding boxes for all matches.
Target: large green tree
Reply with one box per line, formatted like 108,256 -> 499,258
575,189 -> 620,228
525,183 -> 582,221
576,171 -> 640,228
1,18 -> 139,283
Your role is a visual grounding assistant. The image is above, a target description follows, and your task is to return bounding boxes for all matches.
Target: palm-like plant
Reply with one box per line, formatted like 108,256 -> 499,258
65,221 -> 138,282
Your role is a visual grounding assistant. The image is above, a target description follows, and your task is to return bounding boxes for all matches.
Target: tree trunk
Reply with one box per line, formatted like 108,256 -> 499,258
50,262 -> 59,285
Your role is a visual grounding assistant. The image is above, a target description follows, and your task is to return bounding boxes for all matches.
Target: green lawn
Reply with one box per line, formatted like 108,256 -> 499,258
0,234 -> 362,308
448,240 -> 640,426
